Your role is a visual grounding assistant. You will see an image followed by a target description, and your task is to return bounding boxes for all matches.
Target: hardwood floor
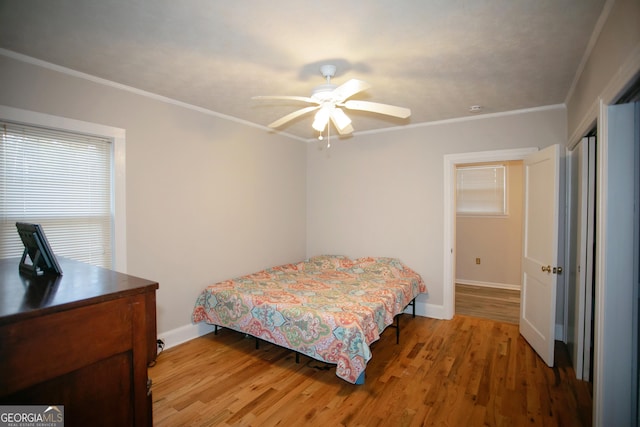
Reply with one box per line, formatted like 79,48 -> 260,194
150,315 -> 592,426
455,284 -> 520,324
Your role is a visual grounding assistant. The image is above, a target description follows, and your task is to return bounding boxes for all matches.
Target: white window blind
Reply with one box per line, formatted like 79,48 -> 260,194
0,121 -> 113,268
456,164 -> 507,215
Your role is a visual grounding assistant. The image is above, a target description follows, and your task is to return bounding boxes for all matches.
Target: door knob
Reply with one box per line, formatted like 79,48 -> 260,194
541,265 -> 551,273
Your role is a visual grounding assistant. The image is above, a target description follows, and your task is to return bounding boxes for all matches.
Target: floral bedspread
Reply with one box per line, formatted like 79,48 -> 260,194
192,255 -> 427,384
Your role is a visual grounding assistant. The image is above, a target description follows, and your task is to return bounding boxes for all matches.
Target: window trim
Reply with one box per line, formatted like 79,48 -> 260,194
0,105 -> 127,272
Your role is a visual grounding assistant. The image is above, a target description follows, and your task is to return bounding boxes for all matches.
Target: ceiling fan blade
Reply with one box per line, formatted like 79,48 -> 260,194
330,116 -> 354,135
332,79 -> 372,102
330,107 -> 352,132
342,100 -> 411,118
253,95 -> 320,104
268,105 -> 320,128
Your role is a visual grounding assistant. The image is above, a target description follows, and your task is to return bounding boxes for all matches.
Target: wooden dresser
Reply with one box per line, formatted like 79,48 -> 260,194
0,257 -> 158,426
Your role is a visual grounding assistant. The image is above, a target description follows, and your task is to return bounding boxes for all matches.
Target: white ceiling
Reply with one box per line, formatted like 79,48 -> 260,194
0,0 -> 606,140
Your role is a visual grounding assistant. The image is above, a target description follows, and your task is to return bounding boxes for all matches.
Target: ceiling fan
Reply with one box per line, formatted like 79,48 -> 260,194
252,65 -> 411,136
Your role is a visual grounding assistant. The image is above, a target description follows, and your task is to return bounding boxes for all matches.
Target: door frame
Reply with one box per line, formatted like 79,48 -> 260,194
443,147 -> 538,319
592,99 -> 638,425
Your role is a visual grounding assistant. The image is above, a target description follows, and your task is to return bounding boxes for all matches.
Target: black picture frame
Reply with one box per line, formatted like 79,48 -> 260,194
16,222 -> 63,277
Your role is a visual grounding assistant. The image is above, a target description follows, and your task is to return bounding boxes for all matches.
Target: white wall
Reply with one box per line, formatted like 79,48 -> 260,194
0,52 -> 568,334
0,47 -> 583,336
566,0 -> 640,144
0,54 -> 308,338
306,107 -> 566,316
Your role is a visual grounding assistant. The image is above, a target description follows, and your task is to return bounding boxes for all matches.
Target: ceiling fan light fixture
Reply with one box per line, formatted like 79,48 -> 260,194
312,106 -> 331,132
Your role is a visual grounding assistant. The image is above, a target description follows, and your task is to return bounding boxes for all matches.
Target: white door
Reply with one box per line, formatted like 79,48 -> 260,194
520,144 -> 563,367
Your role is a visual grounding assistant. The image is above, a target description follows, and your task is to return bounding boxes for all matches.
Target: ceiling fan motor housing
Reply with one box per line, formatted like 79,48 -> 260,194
313,64 -> 339,100
320,64 -> 337,78
312,83 -> 338,100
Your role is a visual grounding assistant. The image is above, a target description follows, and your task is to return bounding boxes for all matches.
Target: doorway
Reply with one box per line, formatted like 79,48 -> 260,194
454,160 -> 524,324
443,147 -> 537,320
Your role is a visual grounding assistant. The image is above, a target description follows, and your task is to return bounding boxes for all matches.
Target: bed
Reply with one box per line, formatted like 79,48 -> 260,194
191,255 -> 427,384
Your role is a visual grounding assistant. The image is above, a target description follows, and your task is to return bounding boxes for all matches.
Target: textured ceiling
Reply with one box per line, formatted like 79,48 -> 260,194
0,0 -> 606,140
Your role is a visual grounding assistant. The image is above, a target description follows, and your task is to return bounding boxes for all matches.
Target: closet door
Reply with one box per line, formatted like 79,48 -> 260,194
572,136 -> 595,380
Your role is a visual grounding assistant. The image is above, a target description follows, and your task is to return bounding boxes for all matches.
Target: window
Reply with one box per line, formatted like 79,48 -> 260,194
456,164 -> 507,215
0,107 -> 126,270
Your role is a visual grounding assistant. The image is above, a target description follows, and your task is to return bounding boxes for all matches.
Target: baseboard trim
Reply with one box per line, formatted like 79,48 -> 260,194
404,300 -> 448,320
456,279 -> 520,291
159,323 -> 217,350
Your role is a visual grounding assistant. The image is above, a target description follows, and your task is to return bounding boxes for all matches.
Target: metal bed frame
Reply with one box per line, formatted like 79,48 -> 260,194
211,296 -> 418,384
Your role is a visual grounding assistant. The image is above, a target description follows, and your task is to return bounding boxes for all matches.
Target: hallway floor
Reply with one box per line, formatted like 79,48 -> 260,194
455,283 -> 520,324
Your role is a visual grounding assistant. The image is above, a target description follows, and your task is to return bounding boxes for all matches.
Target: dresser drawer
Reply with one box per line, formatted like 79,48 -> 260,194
2,352 -> 133,426
0,296 -> 136,396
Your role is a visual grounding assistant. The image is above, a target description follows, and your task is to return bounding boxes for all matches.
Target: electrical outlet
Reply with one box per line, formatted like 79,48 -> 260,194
475,258 -> 481,264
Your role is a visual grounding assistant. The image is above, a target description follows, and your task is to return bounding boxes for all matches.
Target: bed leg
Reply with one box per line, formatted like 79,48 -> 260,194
396,315 -> 400,344
355,371 -> 365,385
214,325 -> 218,335
412,298 -> 416,318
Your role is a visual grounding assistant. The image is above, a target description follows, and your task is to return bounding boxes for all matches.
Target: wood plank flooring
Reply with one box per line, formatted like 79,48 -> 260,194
455,284 -> 520,324
150,315 -> 592,426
